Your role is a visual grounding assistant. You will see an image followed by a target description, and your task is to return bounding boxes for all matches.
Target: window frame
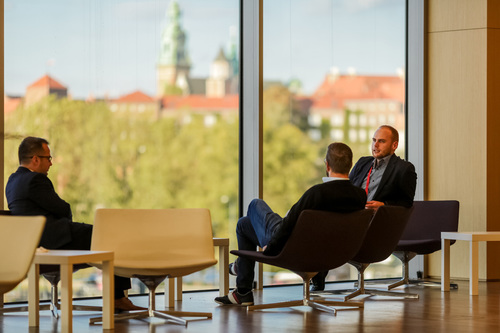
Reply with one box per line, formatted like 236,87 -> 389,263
239,0 -> 425,282
0,0 -> 425,288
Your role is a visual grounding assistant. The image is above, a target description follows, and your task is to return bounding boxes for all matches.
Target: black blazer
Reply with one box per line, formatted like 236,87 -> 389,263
5,166 -> 73,248
349,155 -> 417,208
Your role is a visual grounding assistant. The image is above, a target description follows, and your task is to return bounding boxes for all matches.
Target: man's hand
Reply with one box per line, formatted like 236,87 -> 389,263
365,200 -> 385,209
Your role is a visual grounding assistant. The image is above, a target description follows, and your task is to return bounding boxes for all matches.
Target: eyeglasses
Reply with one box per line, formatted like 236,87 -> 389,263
33,155 -> 52,162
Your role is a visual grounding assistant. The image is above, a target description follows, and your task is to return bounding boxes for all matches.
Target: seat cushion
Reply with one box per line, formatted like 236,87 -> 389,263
395,239 -> 441,254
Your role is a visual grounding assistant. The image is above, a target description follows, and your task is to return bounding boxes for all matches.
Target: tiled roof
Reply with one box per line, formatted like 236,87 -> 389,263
27,75 -> 66,90
113,90 -> 155,103
311,74 -> 405,109
161,94 -> 239,109
4,96 -> 22,114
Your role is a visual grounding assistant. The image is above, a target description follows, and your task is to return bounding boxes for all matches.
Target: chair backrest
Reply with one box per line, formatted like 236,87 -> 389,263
271,209 -> 374,273
91,208 -> 216,277
400,200 -> 459,240
0,215 -> 45,294
351,205 -> 413,264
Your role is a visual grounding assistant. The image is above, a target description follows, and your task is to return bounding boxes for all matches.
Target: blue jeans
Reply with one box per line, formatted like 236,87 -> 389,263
235,199 -> 282,290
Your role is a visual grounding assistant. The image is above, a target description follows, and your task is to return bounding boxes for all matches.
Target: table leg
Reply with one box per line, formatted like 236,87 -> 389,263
165,278 -> 175,308
28,263 -> 40,327
219,244 -> 229,296
441,238 -> 451,292
176,277 -> 183,301
470,241 -> 479,295
60,264 -> 73,333
255,247 -> 264,290
102,259 -> 114,329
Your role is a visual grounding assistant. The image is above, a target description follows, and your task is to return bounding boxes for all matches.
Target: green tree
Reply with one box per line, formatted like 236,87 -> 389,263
163,84 -> 184,96
4,96 -> 240,233
262,85 -> 324,217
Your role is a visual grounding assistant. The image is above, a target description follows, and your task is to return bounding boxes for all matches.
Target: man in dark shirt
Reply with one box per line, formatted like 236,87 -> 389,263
214,142 -> 367,306
5,136 -> 144,312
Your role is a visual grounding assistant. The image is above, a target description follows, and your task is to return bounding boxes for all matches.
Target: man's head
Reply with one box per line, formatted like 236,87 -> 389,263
325,142 -> 353,176
18,136 -> 52,175
371,125 -> 399,159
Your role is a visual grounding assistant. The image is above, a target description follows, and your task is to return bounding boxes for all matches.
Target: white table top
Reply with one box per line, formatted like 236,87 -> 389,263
213,238 -> 229,246
33,249 -> 113,265
441,231 -> 500,241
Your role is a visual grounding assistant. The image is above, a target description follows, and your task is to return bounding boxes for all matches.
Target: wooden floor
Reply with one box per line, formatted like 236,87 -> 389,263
2,279 -> 500,333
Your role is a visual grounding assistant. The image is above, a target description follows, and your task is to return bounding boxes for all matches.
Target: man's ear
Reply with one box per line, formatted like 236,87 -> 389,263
392,140 -> 399,151
325,161 -> 332,174
31,156 -> 40,168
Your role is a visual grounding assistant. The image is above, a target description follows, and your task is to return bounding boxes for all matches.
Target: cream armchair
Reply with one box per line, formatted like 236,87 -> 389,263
89,208 -> 217,326
0,215 -> 45,295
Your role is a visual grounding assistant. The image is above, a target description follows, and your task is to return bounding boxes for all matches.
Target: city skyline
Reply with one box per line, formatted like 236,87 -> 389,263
5,0 -> 405,99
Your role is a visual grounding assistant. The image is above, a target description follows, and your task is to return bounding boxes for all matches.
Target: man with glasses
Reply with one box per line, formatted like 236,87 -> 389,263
5,136 -> 144,312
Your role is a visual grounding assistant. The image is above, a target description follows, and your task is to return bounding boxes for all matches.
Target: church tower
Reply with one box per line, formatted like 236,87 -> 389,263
206,48 -> 231,98
156,0 -> 191,96
205,27 -> 239,98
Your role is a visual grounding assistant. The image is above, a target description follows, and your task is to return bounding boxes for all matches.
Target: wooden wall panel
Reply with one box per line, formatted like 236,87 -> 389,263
485,28 -> 500,279
426,28 -> 488,279
428,0 -> 487,32
487,0 -> 500,28
426,0 -> 500,280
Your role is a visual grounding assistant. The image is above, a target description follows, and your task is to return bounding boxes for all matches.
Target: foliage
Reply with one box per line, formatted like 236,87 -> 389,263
163,84 -> 184,96
4,87 -> 383,284
3,90 -> 326,241
262,85 -> 325,216
263,84 -> 308,131
4,96 -> 239,234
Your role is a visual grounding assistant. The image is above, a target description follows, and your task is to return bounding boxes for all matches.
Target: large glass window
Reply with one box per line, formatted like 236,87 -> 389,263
4,0 -> 239,302
262,0 -> 406,285
3,0 -> 411,301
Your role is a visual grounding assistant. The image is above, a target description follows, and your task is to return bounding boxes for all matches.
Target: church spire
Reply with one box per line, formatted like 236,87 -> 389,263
158,0 -> 190,67
157,0 -> 191,96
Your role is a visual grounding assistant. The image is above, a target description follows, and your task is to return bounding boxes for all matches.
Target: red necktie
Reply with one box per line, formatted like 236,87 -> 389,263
365,166 -> 373,195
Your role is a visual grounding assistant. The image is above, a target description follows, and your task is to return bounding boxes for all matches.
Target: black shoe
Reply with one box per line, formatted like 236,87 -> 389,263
310,282 -> 325,292
214,289 -> 254,306
229,262 -> 238,276
310,271 -> 328,292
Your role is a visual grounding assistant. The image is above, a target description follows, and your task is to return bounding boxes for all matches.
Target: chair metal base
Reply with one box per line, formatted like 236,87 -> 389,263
323,287 -> 419,301
248,298 -> 363,315
248,273 -> 364,315
0,302 -> 102,318
89,275 -> 212,327
90,309 -> 212,326
318,262 -> 419,301
387,251 -> 458,291
388,277 -> 458,290
0,282 -> 101,318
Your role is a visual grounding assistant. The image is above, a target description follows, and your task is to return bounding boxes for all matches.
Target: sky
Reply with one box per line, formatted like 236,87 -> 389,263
4,0 -> 405,99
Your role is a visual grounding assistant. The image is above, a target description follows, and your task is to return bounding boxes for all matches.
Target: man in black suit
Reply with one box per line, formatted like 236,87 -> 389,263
349,125 -> 416,209
5,136 -> 144,311
215,142 -> 367,306
311,125 -> 417,291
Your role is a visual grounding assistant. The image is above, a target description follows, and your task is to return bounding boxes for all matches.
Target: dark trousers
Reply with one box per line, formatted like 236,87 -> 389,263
55,222 -> 131,299
235,199 -> 282,290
